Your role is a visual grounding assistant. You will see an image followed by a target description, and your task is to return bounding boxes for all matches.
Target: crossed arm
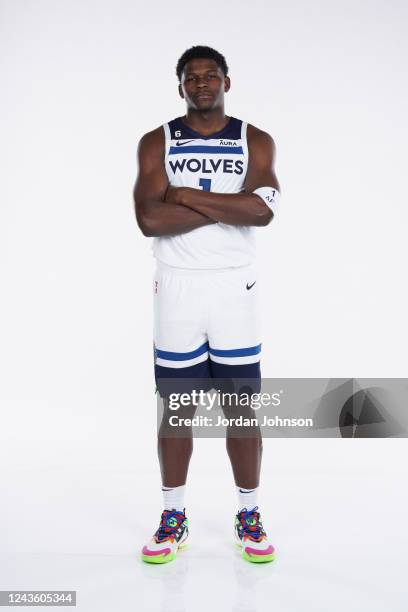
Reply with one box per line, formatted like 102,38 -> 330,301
133,125 -> 280,237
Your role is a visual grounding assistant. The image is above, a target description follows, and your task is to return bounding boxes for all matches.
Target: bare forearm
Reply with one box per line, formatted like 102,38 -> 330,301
137,199 -> 215,237
177,187 -> 272,227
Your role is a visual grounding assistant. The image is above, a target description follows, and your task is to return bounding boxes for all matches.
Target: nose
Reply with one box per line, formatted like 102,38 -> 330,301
196,76 -> 209,88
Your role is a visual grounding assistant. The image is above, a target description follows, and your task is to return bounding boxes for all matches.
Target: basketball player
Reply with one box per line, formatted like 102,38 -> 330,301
134,46 -> 281,563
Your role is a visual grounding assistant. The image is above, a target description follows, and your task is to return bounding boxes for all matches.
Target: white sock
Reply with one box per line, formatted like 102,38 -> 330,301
236,486 -> 258,512
162,484 -> 186,512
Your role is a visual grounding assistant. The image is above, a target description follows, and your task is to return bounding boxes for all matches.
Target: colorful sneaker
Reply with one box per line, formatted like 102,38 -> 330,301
234,506 -> 276,563
141,508 -> 189,564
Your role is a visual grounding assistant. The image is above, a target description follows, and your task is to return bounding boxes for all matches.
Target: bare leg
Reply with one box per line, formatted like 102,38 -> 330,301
226,434 -> 263,489
158,436 -> 193,487
157,398 -> 196,487
223,398 -> 263,488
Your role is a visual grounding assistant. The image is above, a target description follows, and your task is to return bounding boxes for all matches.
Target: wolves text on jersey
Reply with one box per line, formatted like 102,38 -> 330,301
169,158 -> 244,175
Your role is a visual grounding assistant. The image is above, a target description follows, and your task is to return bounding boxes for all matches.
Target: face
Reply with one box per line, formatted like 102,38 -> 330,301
179,58 -> 230,111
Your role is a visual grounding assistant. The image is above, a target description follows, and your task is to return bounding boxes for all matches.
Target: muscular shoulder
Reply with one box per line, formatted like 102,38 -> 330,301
137,125 -> 165,160
247,123 -> 276,151
246,123 -> 277,167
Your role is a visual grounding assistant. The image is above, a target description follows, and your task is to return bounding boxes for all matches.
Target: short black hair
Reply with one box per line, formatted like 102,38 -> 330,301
176,46 -> 229,82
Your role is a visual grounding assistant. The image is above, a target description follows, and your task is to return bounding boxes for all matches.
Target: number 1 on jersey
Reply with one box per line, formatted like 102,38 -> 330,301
199,178 -> 212,192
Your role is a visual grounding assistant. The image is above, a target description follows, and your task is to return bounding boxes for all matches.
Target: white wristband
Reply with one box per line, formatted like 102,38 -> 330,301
253,186 -> 281,216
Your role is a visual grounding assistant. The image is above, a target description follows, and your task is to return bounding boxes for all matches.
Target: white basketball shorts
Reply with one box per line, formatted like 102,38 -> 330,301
153,261 -> 261,396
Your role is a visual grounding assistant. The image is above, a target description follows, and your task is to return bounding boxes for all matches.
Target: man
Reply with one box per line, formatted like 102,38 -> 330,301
133,45 -> 281,564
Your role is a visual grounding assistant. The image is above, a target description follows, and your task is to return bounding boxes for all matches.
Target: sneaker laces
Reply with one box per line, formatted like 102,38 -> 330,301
237,506 -> 266,542
154,509 -> 186,543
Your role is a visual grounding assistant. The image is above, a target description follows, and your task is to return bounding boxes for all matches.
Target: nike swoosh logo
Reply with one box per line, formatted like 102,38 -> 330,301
176,139 -> 196,146
246,282 -> 256,290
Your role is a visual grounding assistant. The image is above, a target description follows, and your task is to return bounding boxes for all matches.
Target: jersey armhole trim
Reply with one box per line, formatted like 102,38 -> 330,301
241,121 -> 249,183
162,123 -> 170,162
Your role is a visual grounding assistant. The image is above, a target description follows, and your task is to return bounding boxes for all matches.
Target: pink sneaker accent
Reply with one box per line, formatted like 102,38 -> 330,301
244,544 -> 275,556
142,545 -> 171,557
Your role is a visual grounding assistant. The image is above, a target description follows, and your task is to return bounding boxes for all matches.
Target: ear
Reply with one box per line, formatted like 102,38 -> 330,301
224,76 -> 231,93
178,83 -> 185,99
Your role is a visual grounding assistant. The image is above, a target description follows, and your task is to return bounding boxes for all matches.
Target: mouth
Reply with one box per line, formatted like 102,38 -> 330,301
195,93 -> 213,101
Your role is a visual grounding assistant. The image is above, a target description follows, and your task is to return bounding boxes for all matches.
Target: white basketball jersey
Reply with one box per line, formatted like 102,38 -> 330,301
152,116 -> 256,269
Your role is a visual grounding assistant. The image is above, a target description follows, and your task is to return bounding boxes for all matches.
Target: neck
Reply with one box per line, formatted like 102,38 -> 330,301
183,108 -> 228,136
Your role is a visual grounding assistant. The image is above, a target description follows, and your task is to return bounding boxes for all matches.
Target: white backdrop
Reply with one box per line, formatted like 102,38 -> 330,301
1,1 -> 407,610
